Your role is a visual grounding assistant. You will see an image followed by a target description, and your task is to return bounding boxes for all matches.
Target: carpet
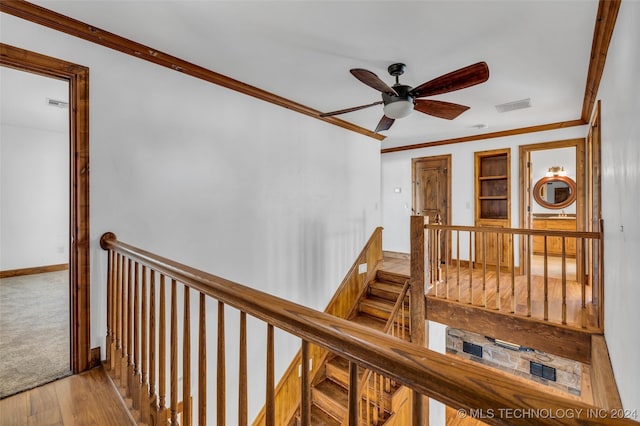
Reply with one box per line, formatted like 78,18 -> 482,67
0,270 -> 71,399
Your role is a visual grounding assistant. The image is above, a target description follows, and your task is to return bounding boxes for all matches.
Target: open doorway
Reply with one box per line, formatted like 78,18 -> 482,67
0,44 -> 90,384
519,138 -> 585,280
0,66 -> 71,397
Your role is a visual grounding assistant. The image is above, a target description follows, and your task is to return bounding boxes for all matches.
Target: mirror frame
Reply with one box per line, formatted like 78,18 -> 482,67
533,175 -> 577,209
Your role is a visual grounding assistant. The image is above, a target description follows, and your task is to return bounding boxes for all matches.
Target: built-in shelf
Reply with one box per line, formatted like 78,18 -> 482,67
478,175 -> 508,181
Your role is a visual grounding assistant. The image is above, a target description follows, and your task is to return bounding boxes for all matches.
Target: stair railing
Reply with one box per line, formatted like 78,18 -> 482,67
424,222 -> 603,331
101,232 -> 635,426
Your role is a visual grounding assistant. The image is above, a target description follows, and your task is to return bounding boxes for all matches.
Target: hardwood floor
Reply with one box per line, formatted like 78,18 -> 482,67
0,366 -> 134,425
382,253 -> 597,330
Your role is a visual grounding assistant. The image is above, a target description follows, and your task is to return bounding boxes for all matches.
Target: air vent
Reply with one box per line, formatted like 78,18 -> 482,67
46,98 -> 69,109
530,361 -> 557,381
462,341 -> 483,358
495,98 -> 531,113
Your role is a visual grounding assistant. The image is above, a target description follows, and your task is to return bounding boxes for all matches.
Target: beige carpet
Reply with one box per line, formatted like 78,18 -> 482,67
0,271 -> 71,398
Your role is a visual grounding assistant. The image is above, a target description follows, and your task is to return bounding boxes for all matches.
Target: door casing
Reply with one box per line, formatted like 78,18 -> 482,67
1,43 -> 90,373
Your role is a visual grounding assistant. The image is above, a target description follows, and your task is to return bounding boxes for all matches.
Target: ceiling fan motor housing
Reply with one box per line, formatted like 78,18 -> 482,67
382,84 -> 414,119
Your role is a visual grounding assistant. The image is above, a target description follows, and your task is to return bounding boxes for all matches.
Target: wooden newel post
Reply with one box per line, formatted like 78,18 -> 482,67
410,216 -> 428,425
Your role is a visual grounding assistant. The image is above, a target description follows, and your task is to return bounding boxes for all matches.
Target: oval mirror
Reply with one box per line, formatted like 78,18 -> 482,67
533,176 -> 577,209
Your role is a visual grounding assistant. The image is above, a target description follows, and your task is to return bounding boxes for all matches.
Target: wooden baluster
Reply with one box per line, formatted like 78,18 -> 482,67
300,340 -> 311,426
183,286 -> 191,426
121,258 -> 130,392
127,259 -> 134,398
469,231 -> 473,304
217,301 -> 226,425
265,324 -> 275,426
562,237 -> 568,325
456,230 -> 461,302
444,229 -> 449,293
511,234 -> 516,314
372,373 -> 379,425
482,231 -> 487,308
133,262 -> 140,410
527,236 -> 532,317
107,250 -> 113,369
378,373 -> 384,420
199,294 -> 207,426
544,236 -> 549,321
115,253 -> 123,382
169,279 -> 178,425
141,266 -> 150,423
496,232 -> 501,311
238,311 -> 247,426
158,275 -> 168,424
149,270 -> 158,422
348,361 -> 359,426
366,373 -> 371,426
582,237 -> 588,329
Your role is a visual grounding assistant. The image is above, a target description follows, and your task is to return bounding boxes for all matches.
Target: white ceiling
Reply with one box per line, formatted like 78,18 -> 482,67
7,1 -> 599,148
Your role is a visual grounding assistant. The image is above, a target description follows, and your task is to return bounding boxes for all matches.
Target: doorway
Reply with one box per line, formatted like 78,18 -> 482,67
0,43 -> 90,375
519,138 -> 585,280
412,155 -> 451,263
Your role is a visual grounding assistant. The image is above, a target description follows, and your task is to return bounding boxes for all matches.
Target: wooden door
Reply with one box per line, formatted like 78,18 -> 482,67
412,156 -> 450,264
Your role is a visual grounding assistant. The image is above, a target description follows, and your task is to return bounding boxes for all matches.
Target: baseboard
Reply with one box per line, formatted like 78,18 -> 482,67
590,335 -> 623,408
89,347 -> 102,369
0,263 -> 69,279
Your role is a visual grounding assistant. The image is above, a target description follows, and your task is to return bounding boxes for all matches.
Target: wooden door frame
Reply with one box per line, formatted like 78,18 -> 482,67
411,154 -> 452,261
519,138 -> 586,279
1,43 -> 90,373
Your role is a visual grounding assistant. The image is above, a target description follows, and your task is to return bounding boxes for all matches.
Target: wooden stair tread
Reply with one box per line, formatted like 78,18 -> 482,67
376,270 -> 409,285
310,405 -> 342,426
313,379 -> 348,421
368,280 -> 405,302
350,313 -> 387,331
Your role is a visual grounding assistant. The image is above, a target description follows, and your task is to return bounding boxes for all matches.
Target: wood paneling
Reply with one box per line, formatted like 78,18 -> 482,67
0,1 -> 383,142
1,43 -> 90,374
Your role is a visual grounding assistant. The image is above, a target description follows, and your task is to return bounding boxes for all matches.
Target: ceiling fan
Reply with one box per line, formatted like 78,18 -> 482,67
320,62 -> 489,132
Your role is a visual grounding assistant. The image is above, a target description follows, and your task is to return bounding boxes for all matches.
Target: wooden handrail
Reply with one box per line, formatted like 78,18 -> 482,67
426,223 -> 601,239
101,232 -> 636,425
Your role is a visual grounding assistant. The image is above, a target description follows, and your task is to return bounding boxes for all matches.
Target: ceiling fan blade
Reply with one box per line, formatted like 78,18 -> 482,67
410,62 -> 489,98
350,69 -> 399,96
320,100 -> 383,117
374,115 -> 395,133
413,99 -> 470,120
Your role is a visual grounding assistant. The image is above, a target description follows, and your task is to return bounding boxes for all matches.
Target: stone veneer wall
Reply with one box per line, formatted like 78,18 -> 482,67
446,328 -> 582,396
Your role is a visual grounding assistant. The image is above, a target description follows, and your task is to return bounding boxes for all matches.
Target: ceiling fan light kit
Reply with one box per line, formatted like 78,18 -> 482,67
321,61 -> 490,133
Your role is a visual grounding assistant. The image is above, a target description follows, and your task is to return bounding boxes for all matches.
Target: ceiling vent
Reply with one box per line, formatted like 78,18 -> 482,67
495,98 -> 531,113
46,98 -> 69,109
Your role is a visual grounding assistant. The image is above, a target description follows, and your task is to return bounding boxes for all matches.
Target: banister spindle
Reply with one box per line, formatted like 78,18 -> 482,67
115,253 -> 123,381
121,258 -> 130,391
527,236 -> 532,317
170,279 -> 178,425
141,266 -> 150,423
456,230 -> 461,302
561,237 -> 567,325
149,270 -> 157,419
348,361 -> 359,426
158,275 -> 167,421
133,262 -> 141,410
127,259 -> 134,397
482,232 -> 487,308
469,231 -> 473,304
300,340 -> 311,426
217,301 -> 226,425
511,234 -> 516,314
265,324 -> 275,426
238,311 -> 247,426
107,250 -> 113,369
199,293 -> 207,426
496,233 -> 501,311
183,286 -> 192,426
544,236 -> 549,321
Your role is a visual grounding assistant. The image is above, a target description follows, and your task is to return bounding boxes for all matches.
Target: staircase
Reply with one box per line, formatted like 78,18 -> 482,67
293,269 -> 411,425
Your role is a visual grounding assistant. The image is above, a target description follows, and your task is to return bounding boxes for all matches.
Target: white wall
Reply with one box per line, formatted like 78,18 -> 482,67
0,124 -> 69,270
593,0 -> 640,412
1,13 -> 381,423
381,126 -> 587,254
